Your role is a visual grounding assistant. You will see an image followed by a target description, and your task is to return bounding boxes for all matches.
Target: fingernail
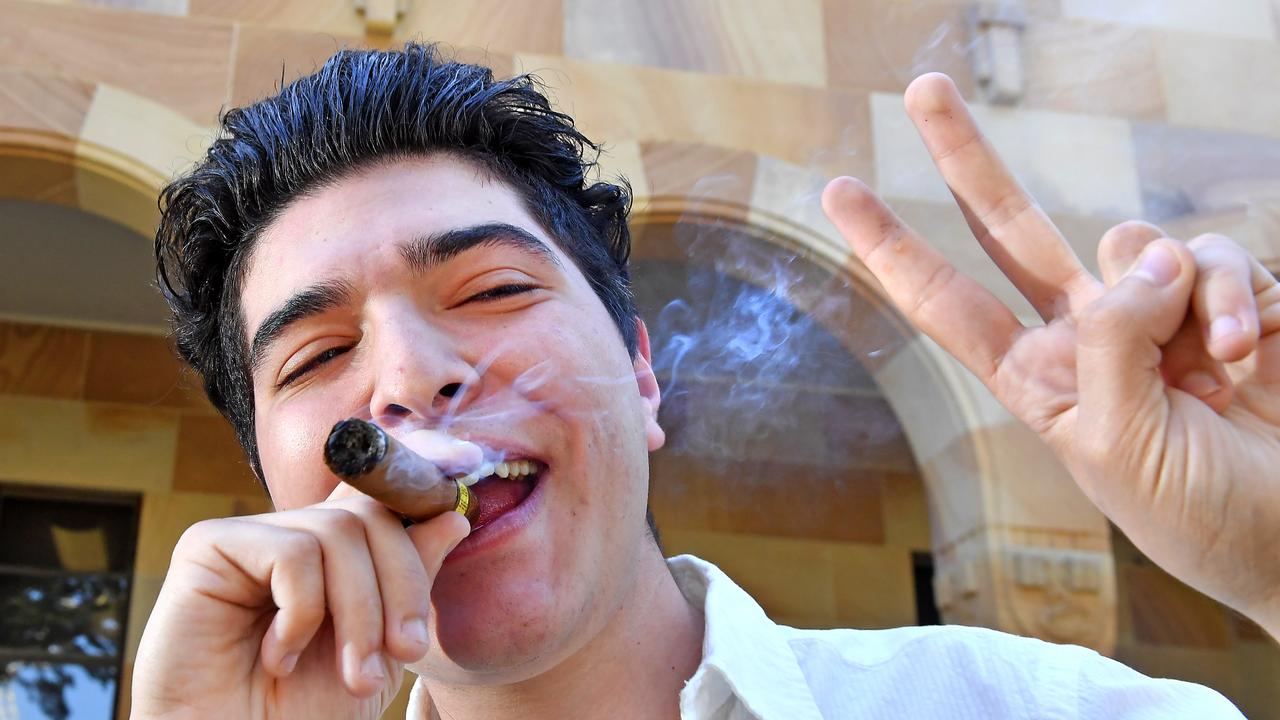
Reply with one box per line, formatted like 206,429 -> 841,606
280,651 -> 299,674
1179,371 -> 1221,397
1210,315 -> 1243,343
402,618 -> 429,648
1129,244 -> 1180,287
361,652 -> 385,681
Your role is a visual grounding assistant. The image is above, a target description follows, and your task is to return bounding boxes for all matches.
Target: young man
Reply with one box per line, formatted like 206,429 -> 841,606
134,44 -> 1274,718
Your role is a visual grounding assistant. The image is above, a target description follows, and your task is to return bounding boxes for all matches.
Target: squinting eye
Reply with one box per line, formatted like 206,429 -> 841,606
464,283 -> 538,303
278,345 -> 351,389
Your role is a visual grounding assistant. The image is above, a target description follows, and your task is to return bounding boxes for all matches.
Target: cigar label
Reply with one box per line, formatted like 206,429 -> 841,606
323,418 -> 481,524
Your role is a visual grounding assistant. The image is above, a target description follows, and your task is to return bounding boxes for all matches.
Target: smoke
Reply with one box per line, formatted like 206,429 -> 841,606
637,218 -> 904,473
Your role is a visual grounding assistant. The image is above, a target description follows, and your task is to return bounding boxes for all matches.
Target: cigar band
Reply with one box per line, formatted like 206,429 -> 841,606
454,480 -> 473,516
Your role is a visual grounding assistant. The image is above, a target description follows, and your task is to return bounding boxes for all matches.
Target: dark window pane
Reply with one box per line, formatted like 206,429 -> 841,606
0,495 -> 137,572
1,660 -> 117,719
0,574 -> 127,658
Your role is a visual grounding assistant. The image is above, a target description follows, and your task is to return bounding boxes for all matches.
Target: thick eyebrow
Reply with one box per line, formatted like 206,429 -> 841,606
249,279 -> 354,374
398,222 -> 561,274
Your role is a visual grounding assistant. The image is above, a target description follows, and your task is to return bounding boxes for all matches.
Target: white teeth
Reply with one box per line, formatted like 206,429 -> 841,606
455,459 -> 537,486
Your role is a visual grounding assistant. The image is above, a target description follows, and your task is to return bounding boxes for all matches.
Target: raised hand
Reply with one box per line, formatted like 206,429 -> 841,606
130,483 -> 469,719
822,73 -> 1280,637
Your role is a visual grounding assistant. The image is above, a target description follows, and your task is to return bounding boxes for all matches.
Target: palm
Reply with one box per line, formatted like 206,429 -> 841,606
822,73 -> 1280,633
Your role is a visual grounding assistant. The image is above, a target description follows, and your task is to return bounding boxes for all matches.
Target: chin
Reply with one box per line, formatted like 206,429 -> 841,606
417,567 -> 583,683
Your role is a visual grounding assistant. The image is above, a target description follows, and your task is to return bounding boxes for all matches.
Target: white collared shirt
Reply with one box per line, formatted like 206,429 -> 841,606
409,554 -> 1244,719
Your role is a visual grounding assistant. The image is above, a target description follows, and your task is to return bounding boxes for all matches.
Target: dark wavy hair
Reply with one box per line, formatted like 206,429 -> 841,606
155,43 -> 638,481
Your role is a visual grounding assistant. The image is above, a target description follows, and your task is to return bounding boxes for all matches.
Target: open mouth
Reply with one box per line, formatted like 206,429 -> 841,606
453,459 -> 543,531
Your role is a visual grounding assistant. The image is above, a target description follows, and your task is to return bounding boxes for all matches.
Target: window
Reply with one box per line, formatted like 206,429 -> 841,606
0,485 -> 139,720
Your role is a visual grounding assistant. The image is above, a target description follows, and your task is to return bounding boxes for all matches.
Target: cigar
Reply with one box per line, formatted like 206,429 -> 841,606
323,418 -> 481,524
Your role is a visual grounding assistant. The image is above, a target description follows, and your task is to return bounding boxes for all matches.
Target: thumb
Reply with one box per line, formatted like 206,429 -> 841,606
1077,239 -> 1196,449
406,510 -> 470,579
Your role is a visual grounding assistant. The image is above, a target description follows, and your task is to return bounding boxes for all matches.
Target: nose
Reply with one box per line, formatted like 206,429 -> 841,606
367,312 -> 482,425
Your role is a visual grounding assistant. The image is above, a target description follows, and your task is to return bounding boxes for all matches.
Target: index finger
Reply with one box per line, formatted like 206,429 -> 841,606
906,73 -> 1098,321
822,176 -> 1023,385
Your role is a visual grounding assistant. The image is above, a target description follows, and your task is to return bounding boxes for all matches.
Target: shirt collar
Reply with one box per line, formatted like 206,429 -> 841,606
670,554 -> 825,720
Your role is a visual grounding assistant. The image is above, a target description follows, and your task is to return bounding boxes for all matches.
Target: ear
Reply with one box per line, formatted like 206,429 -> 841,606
632,319 -> 666,452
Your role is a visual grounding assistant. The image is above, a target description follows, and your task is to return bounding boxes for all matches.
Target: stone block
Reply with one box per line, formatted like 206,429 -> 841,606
566,0 -> 824,87
398,0 -> 563,55
0,2 -> 234,123
872,91 -> 1143,218
84,330 -> 211,411
171,412 -> 260,494
0,321 -> 89,399
1063,0 -> 1276,40
1159,31 -> 1280,137
0,395 -> 178,491
830,542 -> 917,628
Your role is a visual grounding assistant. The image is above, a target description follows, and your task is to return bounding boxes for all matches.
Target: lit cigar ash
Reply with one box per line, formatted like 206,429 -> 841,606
324,418 -> 481,524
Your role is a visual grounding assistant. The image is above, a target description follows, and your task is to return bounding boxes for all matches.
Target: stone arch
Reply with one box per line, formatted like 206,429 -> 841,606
0,70 -> 211,238
621,139 -> 1118,652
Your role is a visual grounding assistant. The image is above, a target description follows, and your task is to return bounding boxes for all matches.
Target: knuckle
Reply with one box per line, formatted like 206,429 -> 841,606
319,508 -> 368,538
174,518 -> 227,557
277,529 -> 322,564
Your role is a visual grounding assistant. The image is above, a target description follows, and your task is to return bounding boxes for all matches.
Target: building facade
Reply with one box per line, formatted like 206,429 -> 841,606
1,0 -> 1278,717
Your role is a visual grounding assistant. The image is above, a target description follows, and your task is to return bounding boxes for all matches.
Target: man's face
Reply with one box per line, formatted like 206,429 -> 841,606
238,154 -> 665,682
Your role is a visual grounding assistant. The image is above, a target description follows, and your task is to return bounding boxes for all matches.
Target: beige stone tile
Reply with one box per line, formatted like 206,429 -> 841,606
79,83 -> 213,178
514,54 -> 873,181
0,1 -> 234,123
873,334 -> 1010,464
881,469 -> 932,550
85,328 -> 213,411
229,25 -> 361,107
649,447 -> 887,544
566,0 -> 824,87
978,422 -> 1109,536
171,412 -> 260,494
0,70 -> 95,138
919,434 -> 986,547
1132,121 -> 1280,222
1021,17 -> 1165,121
0,395 -> 178,491
397,0 -> 563,55
0,320 -> 89,399
1233,641 -> 1280,720
823,0 -> 976,96
1063,0 -> 1276,40
662,529 -> 837,623
134,490 -> 252,576
0,153 -> 78,207
830,542 -> 917,628
72,160 -> 160,238
872,92 -> 1143,218
1160,203 -> 1280,269
1115,643 -> 1242,706
188,0 -> 364,36
640,140 -> 757,207
594,138 -> 649,213
82,0 -> 188,16
1158,31 -> 1280,137
749,154 -> 842,250
1122,564 -> 1231,649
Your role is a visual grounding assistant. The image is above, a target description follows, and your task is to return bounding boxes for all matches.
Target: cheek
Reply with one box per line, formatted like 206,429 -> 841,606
259,401 -> 342,509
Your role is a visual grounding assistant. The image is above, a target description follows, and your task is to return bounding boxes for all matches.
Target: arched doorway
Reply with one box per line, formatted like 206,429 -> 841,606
631,214 -> 935,629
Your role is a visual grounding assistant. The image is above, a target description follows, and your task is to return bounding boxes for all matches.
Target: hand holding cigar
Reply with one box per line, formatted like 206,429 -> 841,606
324,417 -> 482,525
